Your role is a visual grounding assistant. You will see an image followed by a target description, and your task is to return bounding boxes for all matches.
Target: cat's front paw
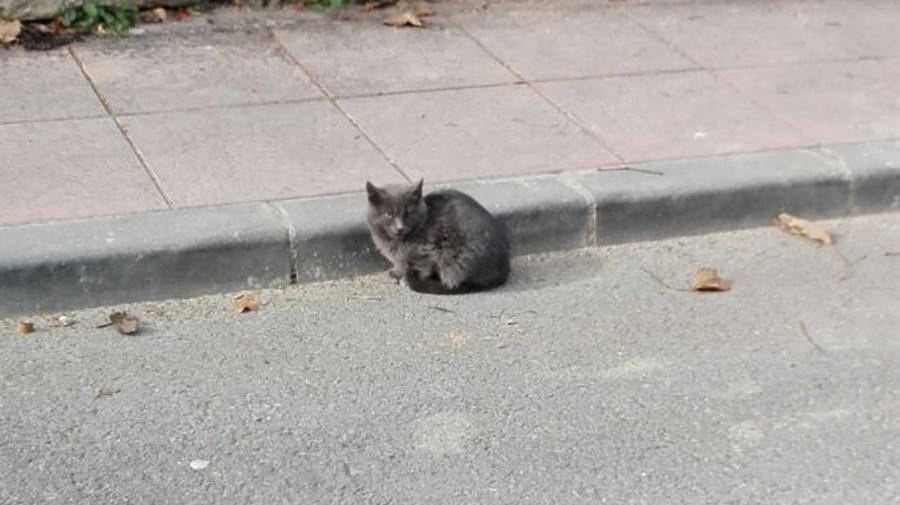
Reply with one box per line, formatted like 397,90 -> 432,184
388,269 -> 404,283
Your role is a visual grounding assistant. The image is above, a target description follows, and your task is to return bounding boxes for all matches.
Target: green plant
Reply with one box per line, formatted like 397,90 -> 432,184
304,0 -> 344,10
60,1 -> 138,33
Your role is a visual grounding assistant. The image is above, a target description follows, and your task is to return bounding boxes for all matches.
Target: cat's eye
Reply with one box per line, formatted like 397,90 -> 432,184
383,213 -> 392,219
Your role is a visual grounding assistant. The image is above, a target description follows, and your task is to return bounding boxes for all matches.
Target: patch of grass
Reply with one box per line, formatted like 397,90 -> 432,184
303,0 -> 345,10
60,1 -> 138,34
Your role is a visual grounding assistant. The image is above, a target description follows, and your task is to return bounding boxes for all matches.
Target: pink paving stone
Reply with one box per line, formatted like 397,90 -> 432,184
630,0 -> 900,68
119,101 -> 402,207
536,70 -> 809,163
338,85 -> 618,183
456,6 -> 697,81
718,59 -> 900,145
0,119 -> 168,227
274,21 -> 516,97
0,48 -> 105,124
73,32 -> 322,114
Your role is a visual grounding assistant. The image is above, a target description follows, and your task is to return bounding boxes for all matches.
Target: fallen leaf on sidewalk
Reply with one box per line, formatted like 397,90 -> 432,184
691,267 -> 730,292
384,10 -> 423,27
0,18 -> 22,44
16,321 -> 35,334
152,7 -> 167,22
108,312 -> 139,335
232,292 -> 260,313
775,213 -> 832,245
140,7 -> 167,23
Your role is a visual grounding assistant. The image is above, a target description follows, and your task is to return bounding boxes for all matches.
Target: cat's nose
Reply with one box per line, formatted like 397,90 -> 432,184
393,218 -> 406,234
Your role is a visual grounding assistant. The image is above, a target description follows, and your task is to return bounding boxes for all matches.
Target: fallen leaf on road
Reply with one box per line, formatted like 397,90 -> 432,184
775,212 -> 832,245
232,292 -> 259,313
0,18 -> 22,44
174,8 -> 191,21
16,321 -> 35,334
384,10 -> 423,27
109,311 -> 139,335
691,267 -> 731,292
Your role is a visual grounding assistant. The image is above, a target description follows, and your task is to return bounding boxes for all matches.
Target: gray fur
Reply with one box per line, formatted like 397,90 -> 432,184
365,180 -> 510,294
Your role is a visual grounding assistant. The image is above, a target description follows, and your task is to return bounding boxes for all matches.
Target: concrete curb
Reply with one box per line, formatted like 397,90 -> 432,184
2,140 -> 898,317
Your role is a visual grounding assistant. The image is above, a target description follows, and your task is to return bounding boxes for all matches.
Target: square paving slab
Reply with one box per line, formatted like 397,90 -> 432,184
630,0 -> 900,68
120,101 -> 402,207
338,85 -> 618,183
457,6 -> 696,81
74,32 -> 322,114
0,48 -> 105,124
0,118 -> 167,226
719,59 -> 900,145
275,22 -> 516,97
537,71 -> 808,162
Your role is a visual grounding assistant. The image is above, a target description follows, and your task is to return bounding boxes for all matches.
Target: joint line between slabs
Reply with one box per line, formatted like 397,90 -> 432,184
268,27 -> 413,184
67,47 -> 175,209
451,20 -> 626,164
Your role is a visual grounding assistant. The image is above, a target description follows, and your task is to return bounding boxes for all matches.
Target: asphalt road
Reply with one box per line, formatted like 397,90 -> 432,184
2,213 -> 900,505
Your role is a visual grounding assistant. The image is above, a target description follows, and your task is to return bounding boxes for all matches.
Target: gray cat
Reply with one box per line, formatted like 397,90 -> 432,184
365,179 -> 510,294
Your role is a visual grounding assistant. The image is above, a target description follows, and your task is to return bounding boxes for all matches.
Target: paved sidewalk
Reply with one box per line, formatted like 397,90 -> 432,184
2,0 -> 899,227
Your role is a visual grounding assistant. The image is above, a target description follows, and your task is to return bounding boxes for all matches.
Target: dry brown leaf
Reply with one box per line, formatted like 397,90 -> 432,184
0,18 -> 22,44
775,212 -> 832,245
232,292 -> 260,313
152,7 -> 167,22
109,311 -> 139,335
383,10 -> 423,27
691,267 -> 731,292
16,321 -> 34,334
174,8 -> 191,21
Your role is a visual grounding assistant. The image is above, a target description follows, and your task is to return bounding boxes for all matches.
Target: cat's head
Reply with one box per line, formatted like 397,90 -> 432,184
365,179 -> 426,239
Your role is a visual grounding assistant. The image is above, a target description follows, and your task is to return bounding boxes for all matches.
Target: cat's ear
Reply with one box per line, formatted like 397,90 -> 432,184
365,181 -> 381,204
409,179 -> 424,200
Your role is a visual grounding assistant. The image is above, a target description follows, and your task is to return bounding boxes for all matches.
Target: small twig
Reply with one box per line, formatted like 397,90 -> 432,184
94,322 -> 113,329
346,295 -> 383,301
428,305 -> 455,313
885,251 -> 900,257
799,321 -> 827,355
640,267 -> 692,292
623,166 -> 664,176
